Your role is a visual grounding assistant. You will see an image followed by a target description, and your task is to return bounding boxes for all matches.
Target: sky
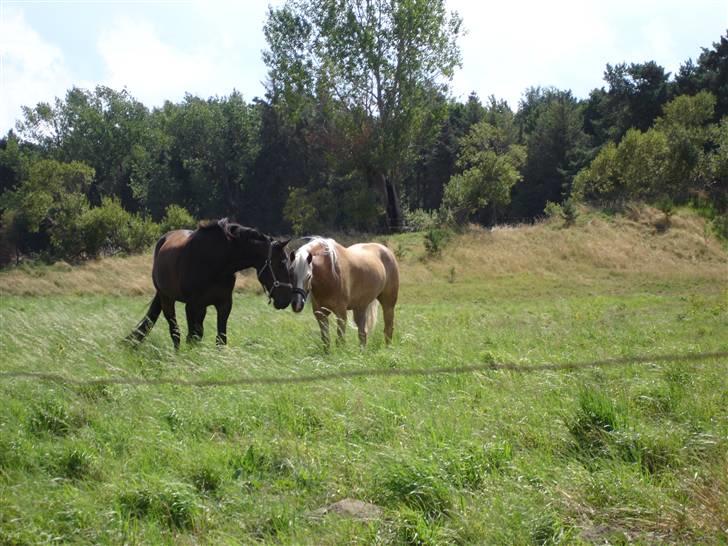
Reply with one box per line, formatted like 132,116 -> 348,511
0,0 -> 726,134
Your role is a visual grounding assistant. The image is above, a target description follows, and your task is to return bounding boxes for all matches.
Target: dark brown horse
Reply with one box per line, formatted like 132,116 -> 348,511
128,219 -> 293,348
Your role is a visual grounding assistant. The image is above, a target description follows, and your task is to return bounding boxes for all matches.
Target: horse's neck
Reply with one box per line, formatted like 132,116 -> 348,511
235,241 -> 266,272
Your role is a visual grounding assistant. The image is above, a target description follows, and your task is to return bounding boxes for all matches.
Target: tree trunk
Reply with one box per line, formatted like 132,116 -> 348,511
381,174 -> 404,232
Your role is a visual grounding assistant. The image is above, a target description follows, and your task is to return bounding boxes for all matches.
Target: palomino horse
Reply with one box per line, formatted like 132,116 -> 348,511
289,237 -> 399,348
128,218 -> 292,348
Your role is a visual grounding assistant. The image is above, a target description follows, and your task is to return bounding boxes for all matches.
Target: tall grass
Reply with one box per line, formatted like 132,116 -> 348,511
1,209 -> 726,543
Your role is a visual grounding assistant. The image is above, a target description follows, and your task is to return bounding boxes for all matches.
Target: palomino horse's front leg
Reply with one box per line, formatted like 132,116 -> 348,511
334,308 -> 347,345
313,304 -> 331,350
215,298 -> 232,346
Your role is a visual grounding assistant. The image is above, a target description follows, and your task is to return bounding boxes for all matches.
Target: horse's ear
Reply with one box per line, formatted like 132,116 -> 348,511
278,238 -> 291,248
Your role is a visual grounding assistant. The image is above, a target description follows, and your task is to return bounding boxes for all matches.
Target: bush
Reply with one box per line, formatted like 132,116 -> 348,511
423,228 -> 452,257
122,215 -> 160,253
544,198 -> 579,227
711,213 -> 728,240
80,198 -> 159,257
159,204 -> 196,235
405,208 -> 438,231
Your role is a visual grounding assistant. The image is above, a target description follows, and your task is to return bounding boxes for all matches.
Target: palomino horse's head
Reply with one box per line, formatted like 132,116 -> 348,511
289,249 -> 313,313
289,238 -> 338,313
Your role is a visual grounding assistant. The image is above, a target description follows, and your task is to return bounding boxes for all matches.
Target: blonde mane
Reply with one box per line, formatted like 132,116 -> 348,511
297,237 -> 339,276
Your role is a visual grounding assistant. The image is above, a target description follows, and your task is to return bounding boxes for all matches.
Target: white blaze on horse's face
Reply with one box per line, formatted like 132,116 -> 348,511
290,249 -> 313,313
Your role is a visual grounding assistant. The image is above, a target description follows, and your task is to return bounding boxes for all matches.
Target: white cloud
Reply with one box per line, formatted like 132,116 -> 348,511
0,8 -> 74,134
98,17 -> 221,105
96,4 -> 276,107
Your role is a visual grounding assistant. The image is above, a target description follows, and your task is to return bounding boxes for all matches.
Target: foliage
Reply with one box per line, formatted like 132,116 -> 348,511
441,121 -> 525,224
404,208 -> 439,231
512,88 -> 591,218
423,227 -> 451,257
2,28 -> 728,263
574,92 -> 717,207
544,198 -> 579,227
264,0 -> 462,228
159,204 -> 196,235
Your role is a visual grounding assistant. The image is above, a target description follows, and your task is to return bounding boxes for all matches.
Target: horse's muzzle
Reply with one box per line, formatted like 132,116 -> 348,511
291,288 -> 307,313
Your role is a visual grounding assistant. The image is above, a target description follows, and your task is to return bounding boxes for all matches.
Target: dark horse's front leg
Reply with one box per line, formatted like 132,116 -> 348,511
215,298 -> 232,346
185,304 -> 206,344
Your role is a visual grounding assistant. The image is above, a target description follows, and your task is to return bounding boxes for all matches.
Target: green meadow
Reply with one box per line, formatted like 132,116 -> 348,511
1,210 -> 727,544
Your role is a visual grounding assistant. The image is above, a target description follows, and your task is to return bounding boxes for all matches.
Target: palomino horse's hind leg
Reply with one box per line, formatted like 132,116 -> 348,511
215,298 -> 232,346
161,297 -> 181,349
382,305 -> 395,345
185,304 -> 206,344
353,307 -> 368,347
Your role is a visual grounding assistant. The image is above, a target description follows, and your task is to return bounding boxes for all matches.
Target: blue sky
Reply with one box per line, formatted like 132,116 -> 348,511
1,0 -> 726,134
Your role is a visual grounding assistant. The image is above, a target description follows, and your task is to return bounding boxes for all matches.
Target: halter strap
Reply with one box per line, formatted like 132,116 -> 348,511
292,287 -> 308,302
257,242 -> 292,304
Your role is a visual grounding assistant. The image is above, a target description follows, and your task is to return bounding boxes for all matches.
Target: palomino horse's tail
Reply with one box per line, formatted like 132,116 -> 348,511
126,293 -> 162,344
365,299 -> 379,335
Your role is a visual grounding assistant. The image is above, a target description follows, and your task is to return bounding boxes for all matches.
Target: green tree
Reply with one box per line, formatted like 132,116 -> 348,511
441,121 -> 526,225
675,32 -> 728,119
0,159 -> 94,259
264,0 -> 462,230
512,88 -> 591,218
16,86 -> 152,209
160,93 -> 261,219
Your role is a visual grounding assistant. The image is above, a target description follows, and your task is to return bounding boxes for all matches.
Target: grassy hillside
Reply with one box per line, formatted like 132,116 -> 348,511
1,208 -> 726,544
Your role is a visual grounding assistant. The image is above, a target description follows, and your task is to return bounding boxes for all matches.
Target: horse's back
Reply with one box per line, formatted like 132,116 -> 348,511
345,243 -> 399,302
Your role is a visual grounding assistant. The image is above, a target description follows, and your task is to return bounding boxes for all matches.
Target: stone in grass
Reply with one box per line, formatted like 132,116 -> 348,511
310,498 -> 384,521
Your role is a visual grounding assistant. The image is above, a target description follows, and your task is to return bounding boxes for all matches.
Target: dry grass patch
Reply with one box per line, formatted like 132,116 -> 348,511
1,207 -> 725,297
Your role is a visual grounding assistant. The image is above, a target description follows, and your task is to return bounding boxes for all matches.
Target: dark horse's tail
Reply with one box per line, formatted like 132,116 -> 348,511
126,293 -> 162,345
126,236 -> 165,345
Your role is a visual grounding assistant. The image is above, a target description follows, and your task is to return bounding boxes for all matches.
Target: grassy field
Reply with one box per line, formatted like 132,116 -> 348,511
1,208 -> 727,544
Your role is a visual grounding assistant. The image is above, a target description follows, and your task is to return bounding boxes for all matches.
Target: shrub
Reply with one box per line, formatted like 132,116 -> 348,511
423,228 -> 452,258
405,208 -> 438,231
711,213 -> 728,240
544,198 -> 579,227
159,204 -> 195,235
80,198 -> 159,257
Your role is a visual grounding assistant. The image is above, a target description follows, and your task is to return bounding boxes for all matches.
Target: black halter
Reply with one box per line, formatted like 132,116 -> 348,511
292,286 -> 308,302
257,243 -> 292,304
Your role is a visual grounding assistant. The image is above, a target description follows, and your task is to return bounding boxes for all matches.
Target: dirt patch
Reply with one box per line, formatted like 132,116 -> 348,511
310,498 -> 384,521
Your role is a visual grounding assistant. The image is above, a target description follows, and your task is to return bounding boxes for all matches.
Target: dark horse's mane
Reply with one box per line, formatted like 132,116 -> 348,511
198,218 -> 266,241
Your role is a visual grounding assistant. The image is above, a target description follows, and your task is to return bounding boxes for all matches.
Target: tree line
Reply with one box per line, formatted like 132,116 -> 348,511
0,1 -> 726,265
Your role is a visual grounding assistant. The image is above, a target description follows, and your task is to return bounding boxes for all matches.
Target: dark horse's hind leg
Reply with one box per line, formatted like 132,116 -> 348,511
185,304 -> 206,344
215,298 -> 232,346
126,293 -> 162,344
161,296 -> 181,349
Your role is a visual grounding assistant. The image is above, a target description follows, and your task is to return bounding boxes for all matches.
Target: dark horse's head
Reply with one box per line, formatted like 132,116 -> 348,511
220,219 -> 293,309
257,237 -> 294,309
